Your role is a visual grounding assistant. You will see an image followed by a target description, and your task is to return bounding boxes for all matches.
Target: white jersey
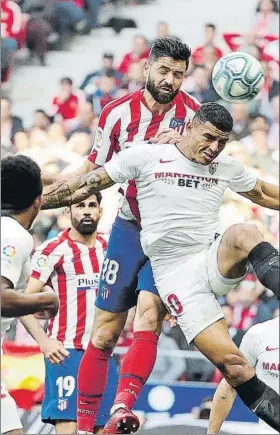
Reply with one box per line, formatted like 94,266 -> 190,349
104,143 -> 257,259
1,216 -> 34,339
30,229 -> 107,350
239,317 -> 279,432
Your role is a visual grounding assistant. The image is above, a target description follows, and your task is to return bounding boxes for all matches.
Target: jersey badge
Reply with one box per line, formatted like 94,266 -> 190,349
57,398 -> 68,411
35,254 -> 49,271
169,118 -> 185,134
94,127 -> 103,151
2,245 -> 16,258
209,161 -> 219,175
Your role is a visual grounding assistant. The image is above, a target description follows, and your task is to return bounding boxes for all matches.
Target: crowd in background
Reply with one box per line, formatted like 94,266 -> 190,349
1,0 -> 279,384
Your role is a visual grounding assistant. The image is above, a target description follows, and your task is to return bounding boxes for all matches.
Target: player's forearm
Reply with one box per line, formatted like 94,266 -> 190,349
207,379 -> 236,434
41,167 -> 114,210
1,289 -> 56,317
260,182 -> 279,210
20,314 -> 49,347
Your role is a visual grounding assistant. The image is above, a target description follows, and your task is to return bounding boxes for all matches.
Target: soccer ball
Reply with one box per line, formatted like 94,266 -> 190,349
212,52 -> 265,103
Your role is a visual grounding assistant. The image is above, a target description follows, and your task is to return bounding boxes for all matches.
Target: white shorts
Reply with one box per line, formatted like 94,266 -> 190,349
152,235 -> 245,344
1,382 -> 22,433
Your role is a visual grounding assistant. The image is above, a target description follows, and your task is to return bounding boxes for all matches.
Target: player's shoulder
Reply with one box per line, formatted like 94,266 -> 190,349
1,216 -> 33,248
100,90 -> 138,118
215,153 -> 245,176
178,90 -> 201,111
34,230 -> 69,256
244,319 -> 276,340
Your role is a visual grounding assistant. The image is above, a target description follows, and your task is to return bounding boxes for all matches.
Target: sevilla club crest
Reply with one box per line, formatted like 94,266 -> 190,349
209,162 -> 218,175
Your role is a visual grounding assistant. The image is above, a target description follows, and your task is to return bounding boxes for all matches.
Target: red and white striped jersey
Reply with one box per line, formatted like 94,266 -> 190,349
30,229 -> 107,350
88,89 -> 200,222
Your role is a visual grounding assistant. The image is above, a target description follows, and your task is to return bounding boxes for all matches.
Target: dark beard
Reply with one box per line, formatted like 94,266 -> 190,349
75,221 -> 98,235
146,76 -> 179,104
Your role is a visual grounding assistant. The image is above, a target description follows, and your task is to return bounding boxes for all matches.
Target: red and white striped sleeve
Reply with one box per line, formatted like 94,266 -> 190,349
88,103 -> 121,166
7,0 -> 22,35
30,240 -> 62,284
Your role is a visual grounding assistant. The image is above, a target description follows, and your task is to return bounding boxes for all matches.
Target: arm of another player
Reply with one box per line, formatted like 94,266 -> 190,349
207,378 -> 237,434
41,157 -> 99,186
239,179 -> 279,210
1,276 -> 58,317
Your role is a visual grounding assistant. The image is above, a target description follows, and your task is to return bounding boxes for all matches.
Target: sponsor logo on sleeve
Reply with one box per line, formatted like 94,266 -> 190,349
93,127 -> 103,151
35,254 -> 49,271
2,245 -> 16,258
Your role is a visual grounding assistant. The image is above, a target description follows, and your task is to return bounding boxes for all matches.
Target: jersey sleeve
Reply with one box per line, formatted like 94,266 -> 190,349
239,326 -> 258,367
1,234 -> 31,288
30,248 -> 57,284
228,159 -> 257,193
88,105 -> 120,166
104,143 -> 152,184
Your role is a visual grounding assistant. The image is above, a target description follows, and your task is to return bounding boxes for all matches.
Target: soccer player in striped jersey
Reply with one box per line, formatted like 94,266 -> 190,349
42,36 -> 200,434
21,194 -> 118,434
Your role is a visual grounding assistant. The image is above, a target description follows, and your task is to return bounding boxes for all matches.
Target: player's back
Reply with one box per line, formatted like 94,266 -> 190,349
1,216 -> 34,338
31,229 -> 107,350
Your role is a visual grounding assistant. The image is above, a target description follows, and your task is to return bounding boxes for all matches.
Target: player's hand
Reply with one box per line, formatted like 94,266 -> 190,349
40,338 -> 70,364
164,313 -> 177,328
150,128 -> 182,145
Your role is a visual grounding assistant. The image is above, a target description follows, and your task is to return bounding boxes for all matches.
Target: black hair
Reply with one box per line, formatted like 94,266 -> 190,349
1,155 -> 42,213
193,102 -> 233,132
94,191 -> 102,205
60,77 -> 73,86
149,36 -> 191,68
205,23 -> 216,31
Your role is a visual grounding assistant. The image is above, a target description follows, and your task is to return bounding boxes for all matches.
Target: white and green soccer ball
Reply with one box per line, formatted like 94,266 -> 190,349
212,51 -> 265,103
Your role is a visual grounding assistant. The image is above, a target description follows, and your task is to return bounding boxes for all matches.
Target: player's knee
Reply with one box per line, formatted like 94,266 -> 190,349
232,224 -> 263,255
92,323 -> 121,350
216,352 -> 254,388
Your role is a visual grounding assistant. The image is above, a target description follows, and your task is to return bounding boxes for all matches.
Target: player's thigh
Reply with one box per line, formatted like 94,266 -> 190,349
156,251 -> 225,345
42,349 -> 82,426
55,420 -> 76,434
96,218 -> 146,313
1,383 -> 23,434
96,357 -> 119,428
206,233 -> 248,298
193,318 -> 255,385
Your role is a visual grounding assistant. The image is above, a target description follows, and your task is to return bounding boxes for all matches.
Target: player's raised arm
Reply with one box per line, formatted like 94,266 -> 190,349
239,179 -> 279,210
207,379 -> 236,434
41,167 -> 114,209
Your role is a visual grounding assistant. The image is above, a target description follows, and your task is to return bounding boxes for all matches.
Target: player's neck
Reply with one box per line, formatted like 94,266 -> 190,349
177,139 -> 198,163
4,211 -> 32,230
68,227 -> 97,247
143,89 -> 172,114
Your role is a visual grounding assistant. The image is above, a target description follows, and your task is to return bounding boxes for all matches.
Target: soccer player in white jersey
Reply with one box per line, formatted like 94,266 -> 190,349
42,102 -> 280,432
20,194 -> 118,434
1,155 -> 59,435
208,316 -> 279,434
42,37 -> 200,434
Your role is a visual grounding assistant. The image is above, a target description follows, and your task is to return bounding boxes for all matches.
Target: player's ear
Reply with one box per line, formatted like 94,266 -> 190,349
143,61 -> 149,79
64,207 -> 70,218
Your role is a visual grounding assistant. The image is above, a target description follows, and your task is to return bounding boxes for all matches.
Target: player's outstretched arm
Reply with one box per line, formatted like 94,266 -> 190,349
207,378 -> 237,434
41,157 -> 98,186
239,179 -> 279,210
1,277 -> 59,317
41,167 -> 114,210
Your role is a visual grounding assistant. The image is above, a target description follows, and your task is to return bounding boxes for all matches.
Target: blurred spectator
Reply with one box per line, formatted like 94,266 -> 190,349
268,93 -> 279,149
1,96 -> 24,152
118,34 -> 150,75
186,65 -> 219,103
122,61 -> 145,92
229,277 -> 272,331
80,52 -> 122,95
230,103 -> 250,141
254,0 -> 279,38
1,0 -> 23,46
84,0 -> 102,30
192,23 -> 223,65
69,100 -> 96,137
241,113 -> 278,174
50,77 -> 84,125
18,0 -> 56,65
156,20 -> 169,38
222,304 -> 245,346
88,73 -> 118,115
150,320 -> 186,383
55,0 -> 88,39
31,109 -> 51,131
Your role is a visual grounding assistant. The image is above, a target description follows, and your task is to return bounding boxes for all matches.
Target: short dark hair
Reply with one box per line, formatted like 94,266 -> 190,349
149,36 -> 191,68
60,77 -> 73,86
1,155 -> 42,213
193,102 -> 233,132
94,191 -> 102,205
205,23 -> 216,31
